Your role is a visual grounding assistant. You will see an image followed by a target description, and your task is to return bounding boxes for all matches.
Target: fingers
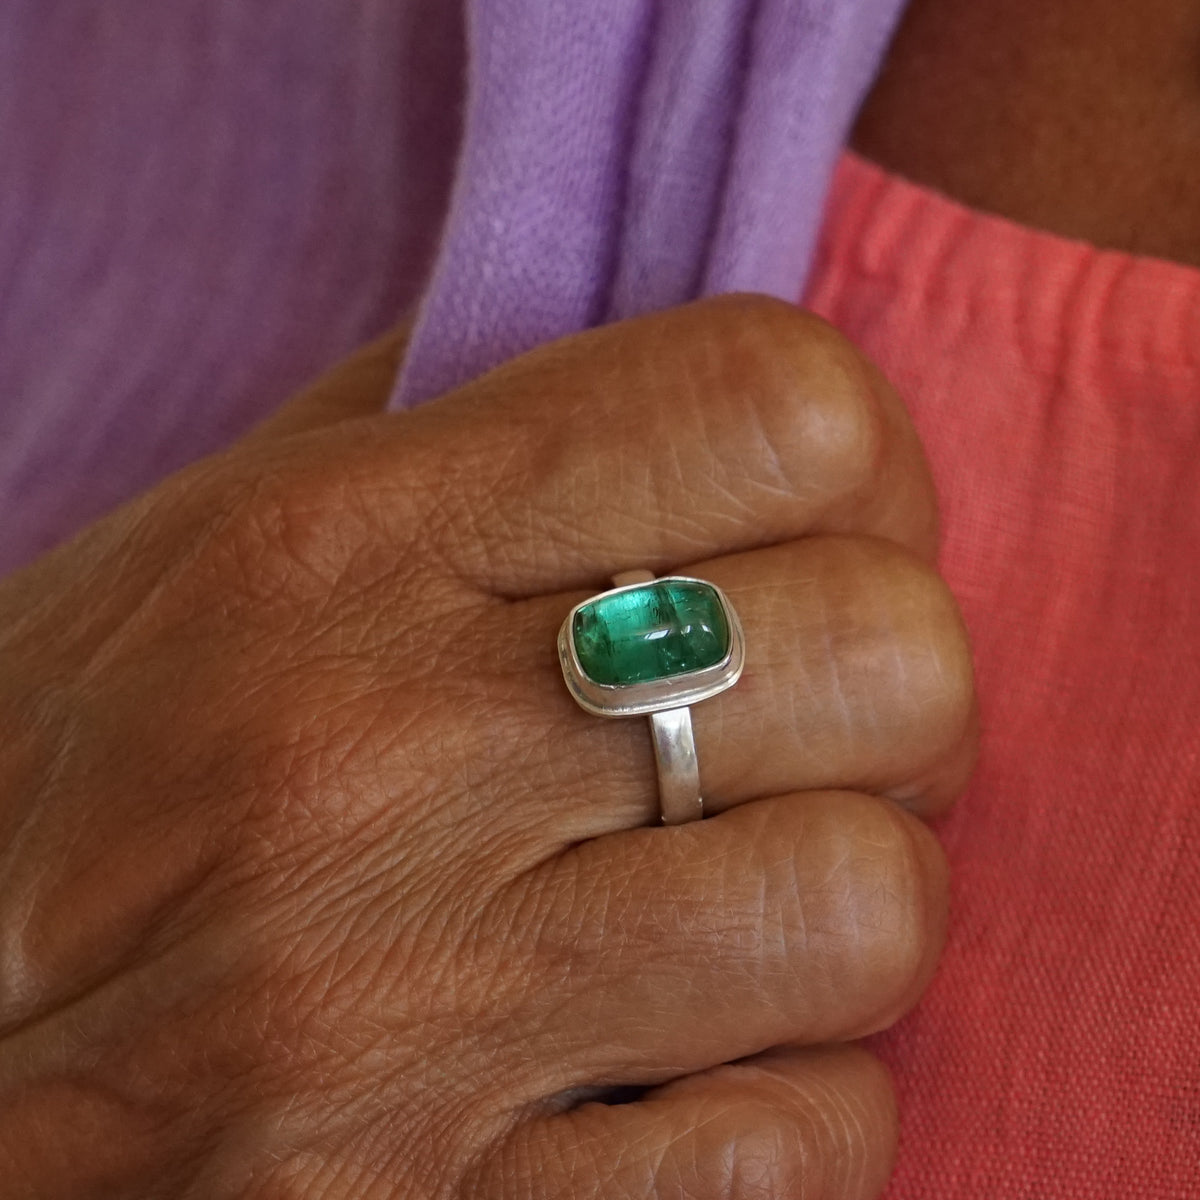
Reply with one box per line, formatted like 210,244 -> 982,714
481,535 -> 974,842
687,537 -> 975,816
482,791 -> 947,1088
337,295 -> 938,595
472,1044 -> 897,1200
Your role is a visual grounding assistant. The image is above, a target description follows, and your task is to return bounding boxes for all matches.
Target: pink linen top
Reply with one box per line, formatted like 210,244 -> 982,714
803,152 -> 1200,1196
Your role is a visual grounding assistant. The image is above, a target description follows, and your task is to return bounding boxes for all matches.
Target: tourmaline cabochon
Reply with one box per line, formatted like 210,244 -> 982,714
571,579 -> 731,687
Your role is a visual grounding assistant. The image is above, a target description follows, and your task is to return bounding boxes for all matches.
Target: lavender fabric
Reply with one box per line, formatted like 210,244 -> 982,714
0,2 -> 464,575
396,0 -> 906,405
1,0 -> 905,576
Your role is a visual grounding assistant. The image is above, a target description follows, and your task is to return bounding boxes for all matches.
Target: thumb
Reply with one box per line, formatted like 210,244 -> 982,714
244,320 -> 412,443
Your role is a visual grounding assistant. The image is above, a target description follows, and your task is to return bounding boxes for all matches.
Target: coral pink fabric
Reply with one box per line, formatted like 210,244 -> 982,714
804,152 -> 1200,1196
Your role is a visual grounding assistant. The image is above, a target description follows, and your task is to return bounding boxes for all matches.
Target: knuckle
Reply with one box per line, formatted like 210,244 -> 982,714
734,1051 -> 897,1199
691,1097 -> 814,1200
833,538 -> 976,759
189,446 -> 419,616
886,550 -> 977,747
703,295 -> 886,501
232,673 -> 440,851
204,463 -> 361,603
803,795 -> 947,1034
213,616 -> 502,854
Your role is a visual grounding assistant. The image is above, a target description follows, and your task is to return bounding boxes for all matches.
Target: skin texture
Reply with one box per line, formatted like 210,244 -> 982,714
0,297 -> 976,1198
854,0 -> 1200,267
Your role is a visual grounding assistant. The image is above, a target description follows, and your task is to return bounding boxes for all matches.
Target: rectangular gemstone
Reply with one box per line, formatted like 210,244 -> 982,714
571,579 -> 731,686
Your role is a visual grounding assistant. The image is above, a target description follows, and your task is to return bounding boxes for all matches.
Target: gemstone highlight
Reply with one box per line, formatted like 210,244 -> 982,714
571,580 -> 731,686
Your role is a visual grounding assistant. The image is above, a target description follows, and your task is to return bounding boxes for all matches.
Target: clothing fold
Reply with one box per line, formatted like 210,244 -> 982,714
392,0 -> 907,407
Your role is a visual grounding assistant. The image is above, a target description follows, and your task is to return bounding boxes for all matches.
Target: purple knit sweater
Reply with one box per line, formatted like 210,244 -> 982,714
1,1 -> 905,575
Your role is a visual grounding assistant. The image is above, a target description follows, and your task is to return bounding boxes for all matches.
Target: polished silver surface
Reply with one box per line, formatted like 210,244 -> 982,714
650,706 -> 703,825
558,569 -> 746,825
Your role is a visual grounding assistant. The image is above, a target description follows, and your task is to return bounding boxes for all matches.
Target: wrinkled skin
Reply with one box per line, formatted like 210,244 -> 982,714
0,297 -> 976,1199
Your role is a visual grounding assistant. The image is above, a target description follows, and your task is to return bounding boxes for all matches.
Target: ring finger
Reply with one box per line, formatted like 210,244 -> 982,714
470,532 -> 976,849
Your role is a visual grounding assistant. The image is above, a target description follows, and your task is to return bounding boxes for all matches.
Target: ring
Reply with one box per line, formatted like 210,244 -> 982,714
558,569 -> 745,825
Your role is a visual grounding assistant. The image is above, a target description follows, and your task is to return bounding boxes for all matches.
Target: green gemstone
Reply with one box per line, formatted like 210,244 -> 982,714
571,580 -> 731,686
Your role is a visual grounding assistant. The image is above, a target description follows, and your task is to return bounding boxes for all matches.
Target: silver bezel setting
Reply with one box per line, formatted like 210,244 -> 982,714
558,576 -> 745,718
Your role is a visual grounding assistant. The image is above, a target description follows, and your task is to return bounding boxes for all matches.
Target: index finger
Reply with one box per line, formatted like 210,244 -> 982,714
344,294 -> 938,596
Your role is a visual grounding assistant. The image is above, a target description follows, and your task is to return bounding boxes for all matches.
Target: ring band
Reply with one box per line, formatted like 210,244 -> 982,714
614,571 -> 702,825
558,569 -> 745,825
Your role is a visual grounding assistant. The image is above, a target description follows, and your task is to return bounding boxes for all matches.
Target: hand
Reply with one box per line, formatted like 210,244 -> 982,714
0,297 -> 975,1199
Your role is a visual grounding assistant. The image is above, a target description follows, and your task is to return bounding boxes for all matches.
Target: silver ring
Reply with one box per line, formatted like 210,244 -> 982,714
558,569 -> 745,825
